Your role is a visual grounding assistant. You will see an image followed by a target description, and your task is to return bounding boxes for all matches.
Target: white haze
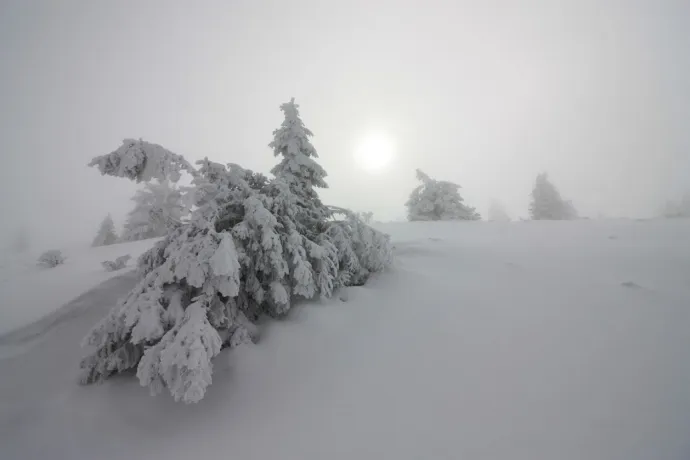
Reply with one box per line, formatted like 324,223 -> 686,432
0,0 -> 689,252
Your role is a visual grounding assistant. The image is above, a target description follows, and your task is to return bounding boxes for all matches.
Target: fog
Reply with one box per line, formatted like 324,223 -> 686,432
1,0 -> 688,252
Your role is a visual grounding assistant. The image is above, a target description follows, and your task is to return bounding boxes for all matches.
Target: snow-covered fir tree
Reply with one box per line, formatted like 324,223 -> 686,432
488,201 -> 511,222
80,100 -> 392,403
121,180 -> 190,242
269,98 -> 330,236
92,214 -> 118,247
529,173 -> 577,220
406,169 -> 480,221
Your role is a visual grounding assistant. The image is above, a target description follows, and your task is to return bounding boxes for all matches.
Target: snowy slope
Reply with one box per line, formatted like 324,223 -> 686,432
0,239 -> 159,337
1,220 -> 690,460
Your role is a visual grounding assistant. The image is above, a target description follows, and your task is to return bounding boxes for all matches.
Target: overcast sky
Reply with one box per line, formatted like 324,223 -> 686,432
1,0 -> 689,250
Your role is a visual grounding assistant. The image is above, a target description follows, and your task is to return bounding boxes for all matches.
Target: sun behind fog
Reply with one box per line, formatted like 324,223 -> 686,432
353,134 -> 395,173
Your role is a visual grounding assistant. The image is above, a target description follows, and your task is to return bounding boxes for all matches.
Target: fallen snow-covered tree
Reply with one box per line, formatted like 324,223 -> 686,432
38,250 -> 66,268
101,255 -> 132,272
80,99 -> 392,403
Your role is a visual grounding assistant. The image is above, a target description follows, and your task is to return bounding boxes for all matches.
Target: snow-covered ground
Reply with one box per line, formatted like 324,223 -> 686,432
1,219 -> 689,460
0,239 -> 158,338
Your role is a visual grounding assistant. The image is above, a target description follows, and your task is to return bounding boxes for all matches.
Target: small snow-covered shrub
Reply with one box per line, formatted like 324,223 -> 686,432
101,255 -> 131,272
38,250 -> 66,268
79,99 -> 392,403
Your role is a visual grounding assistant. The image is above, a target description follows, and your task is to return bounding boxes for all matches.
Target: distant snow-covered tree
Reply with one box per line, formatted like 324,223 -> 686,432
488,201 -> 511,222
529,173 -> 577,220
12,227 -> 30,254
38,250 -> 65,268
359,211 -> 374,224
121,180 -> 190,242
406,169 -> 480,221
663,194 -> 690,218
92,214 -> 118,247
79,100 -> 392,403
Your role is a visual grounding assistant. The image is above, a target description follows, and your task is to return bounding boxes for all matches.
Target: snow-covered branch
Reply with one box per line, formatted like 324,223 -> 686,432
88,139 -> 197,183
